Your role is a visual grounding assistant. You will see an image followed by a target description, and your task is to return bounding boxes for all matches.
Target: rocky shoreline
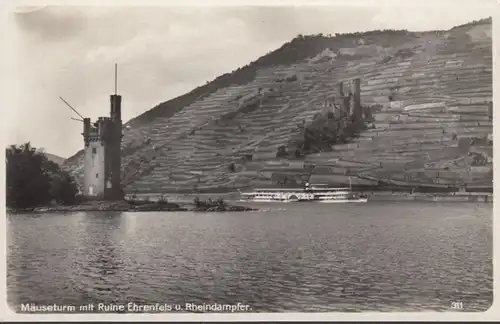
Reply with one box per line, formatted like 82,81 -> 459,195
8,199 -> 257,214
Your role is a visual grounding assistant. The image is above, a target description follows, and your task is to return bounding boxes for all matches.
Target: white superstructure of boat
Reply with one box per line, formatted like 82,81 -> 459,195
239,179 -> 368,203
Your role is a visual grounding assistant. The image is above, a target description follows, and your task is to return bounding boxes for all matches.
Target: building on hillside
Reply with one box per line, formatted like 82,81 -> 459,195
336,78 -> 361,119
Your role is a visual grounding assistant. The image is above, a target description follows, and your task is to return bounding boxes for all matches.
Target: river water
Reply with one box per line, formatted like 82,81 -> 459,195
7,202 -> 492,312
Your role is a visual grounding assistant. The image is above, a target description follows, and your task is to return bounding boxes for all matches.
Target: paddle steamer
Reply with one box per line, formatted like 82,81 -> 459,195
239,180 -> 368,203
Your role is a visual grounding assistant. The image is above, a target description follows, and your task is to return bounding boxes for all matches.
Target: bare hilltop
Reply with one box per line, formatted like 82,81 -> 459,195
63,18 -> 492,194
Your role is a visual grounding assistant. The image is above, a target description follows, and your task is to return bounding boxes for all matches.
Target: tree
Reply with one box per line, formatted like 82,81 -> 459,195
48,168 -> 78,205
6,143 -> 78,209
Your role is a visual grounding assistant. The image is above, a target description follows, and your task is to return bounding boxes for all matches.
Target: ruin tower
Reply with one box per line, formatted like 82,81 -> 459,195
82,64 -> 123,200
336,81 -> 348,115
349,78 -> 361,119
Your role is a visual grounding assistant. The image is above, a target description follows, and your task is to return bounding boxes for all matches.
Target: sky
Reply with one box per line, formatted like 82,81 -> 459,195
3,1 -> 494,158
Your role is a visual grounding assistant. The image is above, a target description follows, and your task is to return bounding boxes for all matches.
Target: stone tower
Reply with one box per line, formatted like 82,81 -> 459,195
82,65 -> 123,200
349,78 -> 361,119
335,78 -> 361,118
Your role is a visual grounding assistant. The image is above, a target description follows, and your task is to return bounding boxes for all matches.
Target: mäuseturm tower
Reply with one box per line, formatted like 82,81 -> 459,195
82,64 -> 123,200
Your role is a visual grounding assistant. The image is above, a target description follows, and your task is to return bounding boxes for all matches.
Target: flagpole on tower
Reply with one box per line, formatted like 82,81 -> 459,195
114,63 -> 118,95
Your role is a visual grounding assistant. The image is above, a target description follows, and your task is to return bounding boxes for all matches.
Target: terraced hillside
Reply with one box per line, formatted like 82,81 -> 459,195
63,18 -> 493,194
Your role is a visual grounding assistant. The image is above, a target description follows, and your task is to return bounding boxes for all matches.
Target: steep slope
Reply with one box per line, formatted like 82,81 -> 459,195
63,18 -> 492,194
44,153 -> 66,166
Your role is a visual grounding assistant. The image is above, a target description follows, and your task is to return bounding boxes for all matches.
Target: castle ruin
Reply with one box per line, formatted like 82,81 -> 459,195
336,77 -> 361,119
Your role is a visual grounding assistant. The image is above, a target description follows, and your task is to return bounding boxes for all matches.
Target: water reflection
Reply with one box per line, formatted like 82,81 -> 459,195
83,212 -> 123,275
7,202 -> 493,312
70,212 -> 129,304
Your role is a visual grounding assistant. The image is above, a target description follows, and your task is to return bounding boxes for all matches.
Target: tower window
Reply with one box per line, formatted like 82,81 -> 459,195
96,173 -> 99,178
92,148 -> 97,154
